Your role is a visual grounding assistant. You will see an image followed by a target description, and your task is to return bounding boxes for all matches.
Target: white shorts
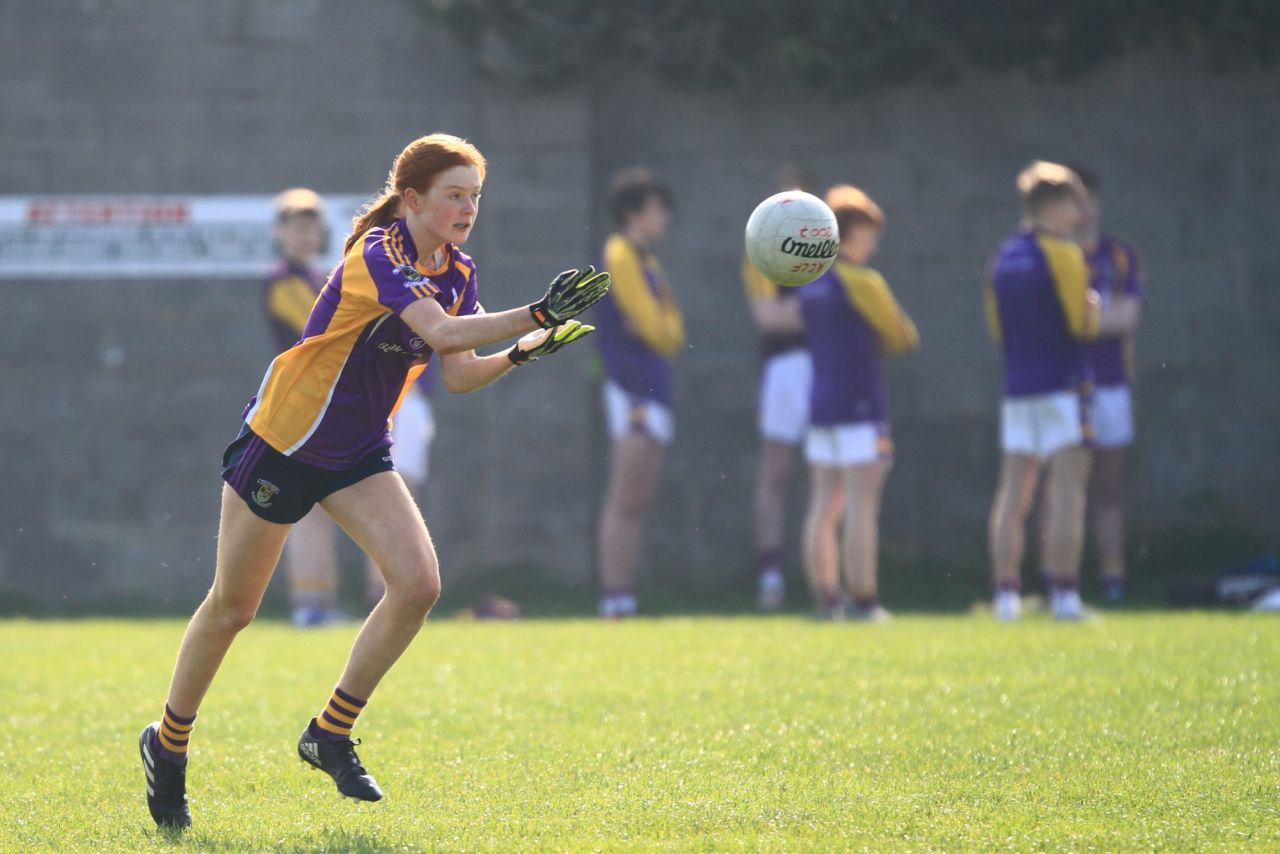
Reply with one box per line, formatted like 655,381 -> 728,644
1001,389 -> 1091,459
759,349 -> 812,445
1091,384 -> 1134,449
390,386 -> 436,484
805,422 -> 892,467
604,380 -> 674,446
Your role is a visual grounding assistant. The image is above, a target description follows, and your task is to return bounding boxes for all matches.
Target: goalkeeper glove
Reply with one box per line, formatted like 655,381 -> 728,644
529,266 -> 611,329
509,320 -> 595,366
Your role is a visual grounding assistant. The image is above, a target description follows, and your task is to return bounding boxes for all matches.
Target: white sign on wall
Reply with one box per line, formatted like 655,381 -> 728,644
0,194 -> 368,279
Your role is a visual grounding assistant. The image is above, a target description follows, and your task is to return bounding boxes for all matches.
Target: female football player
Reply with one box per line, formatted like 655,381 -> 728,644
594,168 -> 684,618
138,134 -> 610,829
798,185 -> 918,620
742,165 -> 817,611
264,188 -> 365,627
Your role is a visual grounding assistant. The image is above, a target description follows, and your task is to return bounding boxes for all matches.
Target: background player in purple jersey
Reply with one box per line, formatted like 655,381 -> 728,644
594,168 -> 684,618
137,134 -> 610,829
743,165 -> 817,611
798,185 -> 918,621
266,188 -> 382,627
985,162 -> 1138,621
1070,165 -> 1145,602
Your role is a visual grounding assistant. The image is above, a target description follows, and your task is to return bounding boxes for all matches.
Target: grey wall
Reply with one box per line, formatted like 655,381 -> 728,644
1,0 -> 1277,611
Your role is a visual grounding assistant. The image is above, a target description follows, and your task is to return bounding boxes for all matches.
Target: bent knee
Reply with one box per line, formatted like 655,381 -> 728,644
205,594 -> 259,632
387,567 -> 441,613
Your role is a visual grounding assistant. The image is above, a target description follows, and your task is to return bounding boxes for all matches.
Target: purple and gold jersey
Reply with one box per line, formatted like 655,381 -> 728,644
244,219 -> 478,470
742,254 -> 806,358
594,234 -> 684,406
264,259 -> 326,353
1081,235 -> 1143,387
799,261 -> 918,427
985,230 -> 1099,398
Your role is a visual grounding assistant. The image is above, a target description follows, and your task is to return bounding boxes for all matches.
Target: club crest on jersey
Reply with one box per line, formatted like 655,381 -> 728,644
252,479 -> 280,508
397,264 -> 425,288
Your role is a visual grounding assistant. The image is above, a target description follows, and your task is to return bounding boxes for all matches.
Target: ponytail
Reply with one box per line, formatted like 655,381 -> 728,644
344,190 -> 402,254
342,133 -> 487,257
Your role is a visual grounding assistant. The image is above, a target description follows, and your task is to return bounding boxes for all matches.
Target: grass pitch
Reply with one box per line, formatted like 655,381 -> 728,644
2,613 -> 1277,851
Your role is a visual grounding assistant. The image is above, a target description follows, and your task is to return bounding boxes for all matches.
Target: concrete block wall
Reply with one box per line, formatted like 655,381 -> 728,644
0,1 -> 1276,610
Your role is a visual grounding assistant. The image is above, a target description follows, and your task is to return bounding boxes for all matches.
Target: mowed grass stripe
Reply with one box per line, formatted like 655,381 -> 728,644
1,614 -> 1276,851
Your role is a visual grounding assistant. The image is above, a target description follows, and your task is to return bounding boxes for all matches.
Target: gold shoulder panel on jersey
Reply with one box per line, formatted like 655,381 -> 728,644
837,263 -> 919,356
1037,234 -> 1099,340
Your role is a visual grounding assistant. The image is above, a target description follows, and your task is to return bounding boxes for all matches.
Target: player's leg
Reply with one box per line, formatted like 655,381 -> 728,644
142,484 -> 291,828
597,432 -> 665,617
840,458 -> 891,620
1035,477 -> 1053,595
295,470 -> 440,801
753,350 -> 810,610
753,438 -> 795,609
285,508 -> 341,626
1089,386 -> 1133,602
321,471 -> 439,698
364,390 -> 431,612
1044,445 -> 1093,618
167,485 -> 291,713
802,464 -> 845,618
988,453 -> 1041,619
1090,447 -> 1126,601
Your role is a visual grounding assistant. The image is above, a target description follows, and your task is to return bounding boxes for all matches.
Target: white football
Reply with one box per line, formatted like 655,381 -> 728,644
744,191 -> 840,286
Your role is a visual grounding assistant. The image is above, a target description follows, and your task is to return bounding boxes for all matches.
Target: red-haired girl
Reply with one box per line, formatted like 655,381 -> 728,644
138,134 -> 609,828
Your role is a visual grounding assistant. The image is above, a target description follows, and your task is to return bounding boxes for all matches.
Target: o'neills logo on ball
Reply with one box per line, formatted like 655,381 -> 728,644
780,236 -> 839,260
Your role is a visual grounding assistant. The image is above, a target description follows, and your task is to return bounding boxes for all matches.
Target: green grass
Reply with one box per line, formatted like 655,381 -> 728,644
3,614 -> 1277,851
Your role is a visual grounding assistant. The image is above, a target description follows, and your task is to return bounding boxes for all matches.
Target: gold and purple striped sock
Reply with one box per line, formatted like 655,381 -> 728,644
313,686 -> 366,741
157,704 -> 196,757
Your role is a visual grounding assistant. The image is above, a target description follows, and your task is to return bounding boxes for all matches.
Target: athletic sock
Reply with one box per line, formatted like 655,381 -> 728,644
995,579 -> 1021,595
757,548 -> 782,577
599,589 -> 637,618
156,704 -> 195,762
311,686 -> 367,742
1101,574 -> 1125,601
1040,568 -> 1055,595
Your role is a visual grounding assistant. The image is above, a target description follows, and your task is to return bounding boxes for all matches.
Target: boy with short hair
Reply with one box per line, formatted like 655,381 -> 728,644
985,162 -> 1137,620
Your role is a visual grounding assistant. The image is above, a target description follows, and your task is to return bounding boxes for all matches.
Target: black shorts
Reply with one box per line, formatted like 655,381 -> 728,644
221,426 -> 396,524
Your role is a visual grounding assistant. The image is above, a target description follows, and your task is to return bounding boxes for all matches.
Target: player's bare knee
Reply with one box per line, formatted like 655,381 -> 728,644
204,592 -> 258,633
386,566 -> 441,614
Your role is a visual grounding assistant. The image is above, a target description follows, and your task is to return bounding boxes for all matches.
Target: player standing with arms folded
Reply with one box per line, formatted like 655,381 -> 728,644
798,186 -> 918,621
743,166 -> 816,611
594,168 -> 684,619
1072,165 -> 1145,603
985,162 -> 1137,621
138,134 -> 609,829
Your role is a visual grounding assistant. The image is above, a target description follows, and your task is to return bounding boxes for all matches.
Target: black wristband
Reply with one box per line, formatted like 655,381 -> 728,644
529,303 -> 554,329
508,346 -> 528,366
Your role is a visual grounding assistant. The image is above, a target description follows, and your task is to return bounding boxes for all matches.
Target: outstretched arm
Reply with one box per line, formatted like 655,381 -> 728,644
402,296 -> 535,355
400,267 -> 609,354
437,349 -> 517,393
439,321 -> 595,394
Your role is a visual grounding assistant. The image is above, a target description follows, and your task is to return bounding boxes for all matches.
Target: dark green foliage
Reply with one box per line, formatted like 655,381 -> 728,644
417,0 -> 1280,92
